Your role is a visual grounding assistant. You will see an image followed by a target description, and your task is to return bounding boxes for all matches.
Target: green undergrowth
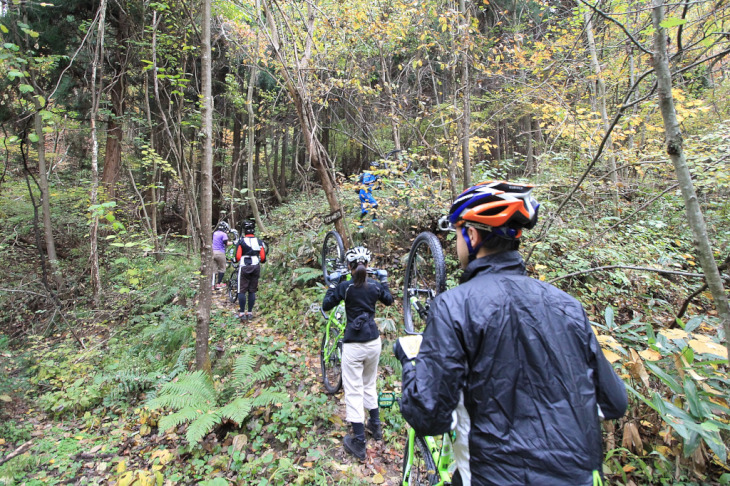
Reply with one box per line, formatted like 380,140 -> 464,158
2,168 -> 730,484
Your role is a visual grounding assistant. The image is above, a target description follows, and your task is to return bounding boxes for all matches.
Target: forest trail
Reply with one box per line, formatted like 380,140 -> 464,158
211,288 -> 405,485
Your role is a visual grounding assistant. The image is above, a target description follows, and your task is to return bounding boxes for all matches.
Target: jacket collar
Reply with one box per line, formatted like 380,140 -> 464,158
460,250 -> 526,284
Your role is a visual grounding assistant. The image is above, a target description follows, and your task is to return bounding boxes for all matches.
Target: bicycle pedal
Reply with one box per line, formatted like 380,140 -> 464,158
377,392 -> 395,408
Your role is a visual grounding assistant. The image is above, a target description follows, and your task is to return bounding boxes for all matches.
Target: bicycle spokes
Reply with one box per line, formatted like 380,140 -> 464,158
404,232 -> 446,334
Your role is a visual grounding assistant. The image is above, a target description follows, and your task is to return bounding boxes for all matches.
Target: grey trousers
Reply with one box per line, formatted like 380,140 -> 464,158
342,338 -> 381,424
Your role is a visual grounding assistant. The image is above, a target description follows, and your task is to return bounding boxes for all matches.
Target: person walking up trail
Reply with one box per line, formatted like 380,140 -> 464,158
212,221 -> 231,290
394,181 -> 628,486
235,220 -> 267,320
357,162 -> 381,227
322,247 -> 393,461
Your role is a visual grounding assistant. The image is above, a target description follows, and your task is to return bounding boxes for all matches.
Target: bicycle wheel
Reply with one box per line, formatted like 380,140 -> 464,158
321,230 -> 345,282
227,268 -> 239,303
402,431 -> 439,486
403,232 -> 446,334
320,317 -> 343,394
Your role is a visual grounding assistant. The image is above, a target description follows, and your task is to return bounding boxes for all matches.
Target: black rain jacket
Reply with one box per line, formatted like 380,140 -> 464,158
322,278 -> 394,343
400,251 -> 628,485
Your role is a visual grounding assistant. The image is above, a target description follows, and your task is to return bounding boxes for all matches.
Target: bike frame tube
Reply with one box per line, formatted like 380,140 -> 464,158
402,429 -> 453,486
426,434 -> 454,483
323,304 -> 345,362
401,428 -> 416,486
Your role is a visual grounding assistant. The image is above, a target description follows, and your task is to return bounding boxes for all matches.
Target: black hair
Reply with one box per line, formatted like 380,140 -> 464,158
351,262 -> 368,287
476,228 -> 521,253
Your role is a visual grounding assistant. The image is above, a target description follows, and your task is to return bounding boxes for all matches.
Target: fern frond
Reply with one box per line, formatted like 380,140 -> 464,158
147,371 -> 216,410
232,354 -> 257,384
158,406 -> 204,432
169,348 -> 194,379
250,391 -> 288,408
186,409 -> 223,443
219,397 -> 253,425
244,363 -> 280,385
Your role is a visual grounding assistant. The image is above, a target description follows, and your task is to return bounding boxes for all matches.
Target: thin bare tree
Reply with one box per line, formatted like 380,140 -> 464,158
89,0 -> 108,307
651,0 -> 730,359
196,0 -> 214,373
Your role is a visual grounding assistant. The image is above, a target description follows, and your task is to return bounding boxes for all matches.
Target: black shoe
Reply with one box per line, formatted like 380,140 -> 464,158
343,434 -> 366,461
365,420 -> 382,441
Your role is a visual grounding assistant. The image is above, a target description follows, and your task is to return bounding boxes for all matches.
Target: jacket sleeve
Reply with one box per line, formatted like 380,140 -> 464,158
322,283 -> 344,312
400,297 -> 467,436
587,318 -> 628,420
379,282 -> 394,306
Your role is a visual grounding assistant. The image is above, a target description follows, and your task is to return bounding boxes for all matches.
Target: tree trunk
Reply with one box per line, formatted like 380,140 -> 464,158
101,78 -> 123,198
280,126 -> 289,197
246,63 -> 265,232
651,0 -> 730,360
33,105 -> 63,290
143,52 -> 161,256
582,5 -> 619,214
260,0 -> 347,245
459,0 -> 471,189
264,132 -> 283,204
196,0 -> 213,374
378,42 -> 401,151
89,0 -> 107,307
231,113 -> 243,230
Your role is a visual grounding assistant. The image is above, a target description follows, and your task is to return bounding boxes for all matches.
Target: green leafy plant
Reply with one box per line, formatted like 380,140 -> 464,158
148,346 -> 289,444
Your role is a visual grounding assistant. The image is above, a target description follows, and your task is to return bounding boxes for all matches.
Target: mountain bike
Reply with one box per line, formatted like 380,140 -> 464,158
225,229 -> 240,303
317,263 -> 386,395
321,230 -> 345,282
318,296 -> 347,394
403,232 -> 447,334
380,372 -> 455,485
226,261 -> 240,303
399,232 -> 453,484
402,428 -> 456,485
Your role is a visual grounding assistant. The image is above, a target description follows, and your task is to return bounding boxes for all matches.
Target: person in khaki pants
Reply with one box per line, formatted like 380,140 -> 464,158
322,246 -> 393,461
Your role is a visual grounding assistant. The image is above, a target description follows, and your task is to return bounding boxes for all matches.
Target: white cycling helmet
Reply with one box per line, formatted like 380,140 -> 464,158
346,246 -> 372,265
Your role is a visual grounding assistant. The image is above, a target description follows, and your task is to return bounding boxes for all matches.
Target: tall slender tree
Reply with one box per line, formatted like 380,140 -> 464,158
651,0 -> 730,360
89,0 -> 108,307
196,0 -> 213,373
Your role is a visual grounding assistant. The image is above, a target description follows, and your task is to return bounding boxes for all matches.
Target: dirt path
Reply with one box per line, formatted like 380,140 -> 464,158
212,289 -> 405,485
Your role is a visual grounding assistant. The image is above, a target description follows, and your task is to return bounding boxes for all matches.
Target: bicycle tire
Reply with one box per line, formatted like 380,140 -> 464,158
403,232 -> 446,334
227,269 -> 238,303
402,432 -> 439,486
322,230 -> 345,282
320,318 -> 343,394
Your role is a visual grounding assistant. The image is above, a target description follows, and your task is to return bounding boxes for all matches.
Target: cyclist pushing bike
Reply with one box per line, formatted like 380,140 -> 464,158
394,181 -> 627,485
234,220 -> 267,320
212,221 -> 232,290
322,247 -> 393,461
357,162 -> 381,227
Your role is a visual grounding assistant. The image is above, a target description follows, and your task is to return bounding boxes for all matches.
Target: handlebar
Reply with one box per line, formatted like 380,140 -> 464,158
437,216 -> 453,232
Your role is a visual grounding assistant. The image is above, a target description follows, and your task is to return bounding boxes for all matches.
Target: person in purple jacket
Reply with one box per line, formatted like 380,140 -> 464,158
212,221 -> 231,290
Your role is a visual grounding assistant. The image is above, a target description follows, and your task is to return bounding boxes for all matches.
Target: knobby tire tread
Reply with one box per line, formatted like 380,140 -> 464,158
322,230 -> 345,282
403,232 -> 446,334
320,330 -> 342,394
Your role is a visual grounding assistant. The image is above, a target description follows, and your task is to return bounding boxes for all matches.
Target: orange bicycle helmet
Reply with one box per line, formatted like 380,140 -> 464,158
448,181 -> 539,233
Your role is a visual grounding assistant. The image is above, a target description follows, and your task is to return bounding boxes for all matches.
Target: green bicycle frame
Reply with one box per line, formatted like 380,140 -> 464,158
402,428 -> 455,486
322,303 -> 346,362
